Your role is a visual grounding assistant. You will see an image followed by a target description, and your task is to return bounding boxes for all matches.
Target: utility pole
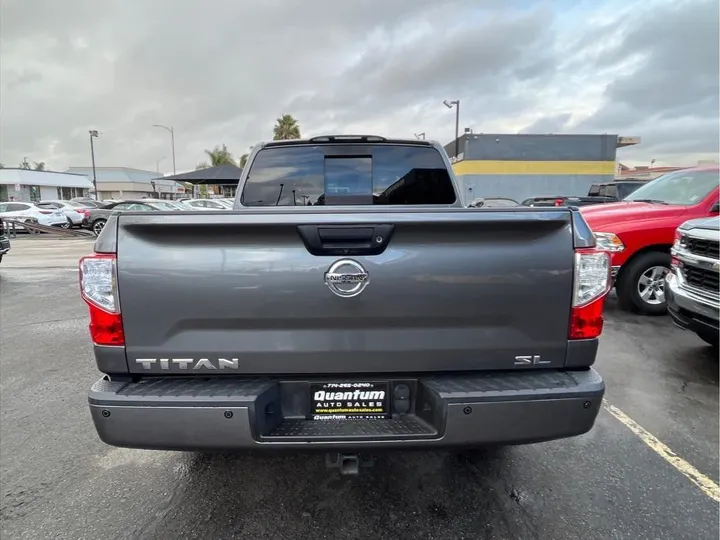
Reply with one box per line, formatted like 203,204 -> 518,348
443,100 -> 460,159
153,124 -> 176,174
89,130 -> 99,199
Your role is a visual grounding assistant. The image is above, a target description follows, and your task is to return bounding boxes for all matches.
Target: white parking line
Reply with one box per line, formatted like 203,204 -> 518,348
603,399 -> 720,502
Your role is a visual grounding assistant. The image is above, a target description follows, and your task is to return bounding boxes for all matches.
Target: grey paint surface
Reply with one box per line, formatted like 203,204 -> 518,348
458,133 -> 619,162
107,137 -> 595,378
456,173 -> 614,205
113,208 -> 577,375
1,264 -> 718,540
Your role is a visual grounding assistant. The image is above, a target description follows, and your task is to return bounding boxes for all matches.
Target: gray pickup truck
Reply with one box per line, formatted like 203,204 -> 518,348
666,216 -> 719,348
80,135 -> 610,471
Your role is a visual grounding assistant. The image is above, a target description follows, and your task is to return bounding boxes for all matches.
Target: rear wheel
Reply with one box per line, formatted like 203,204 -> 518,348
60,218 -> 71,229
616,251 -> 671,315
92,219 -> 106,236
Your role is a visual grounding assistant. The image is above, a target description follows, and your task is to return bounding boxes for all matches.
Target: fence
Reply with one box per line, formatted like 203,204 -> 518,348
2,218 -> 94,238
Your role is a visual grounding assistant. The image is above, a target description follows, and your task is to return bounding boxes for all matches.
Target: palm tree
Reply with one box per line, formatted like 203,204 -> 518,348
273,114 -> 301,140
204,144 -> 237,166
33,161 -> 46,171
239,154 -> 248,168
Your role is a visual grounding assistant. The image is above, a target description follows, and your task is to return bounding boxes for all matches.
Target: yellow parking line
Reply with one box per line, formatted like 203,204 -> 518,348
603,399 -> 720,502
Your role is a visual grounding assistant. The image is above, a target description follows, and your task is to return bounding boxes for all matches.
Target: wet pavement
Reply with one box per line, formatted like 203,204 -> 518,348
1,241 -> 718,540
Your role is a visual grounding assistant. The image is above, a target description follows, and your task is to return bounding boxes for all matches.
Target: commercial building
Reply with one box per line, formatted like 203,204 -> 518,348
0,169 -> 93,202
443,134 -> 640,204
65,166 -> 186,200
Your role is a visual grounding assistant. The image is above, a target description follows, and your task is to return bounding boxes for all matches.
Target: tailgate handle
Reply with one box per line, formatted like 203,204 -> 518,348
297,224 -> 395,256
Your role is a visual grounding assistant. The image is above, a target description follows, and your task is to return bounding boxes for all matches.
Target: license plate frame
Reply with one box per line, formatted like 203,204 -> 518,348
309,381 -> 390,420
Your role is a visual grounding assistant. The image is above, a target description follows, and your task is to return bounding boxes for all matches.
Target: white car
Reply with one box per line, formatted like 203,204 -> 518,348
183,198 -> 232,210
39,200 -> 93,226
0,201 -> 68,229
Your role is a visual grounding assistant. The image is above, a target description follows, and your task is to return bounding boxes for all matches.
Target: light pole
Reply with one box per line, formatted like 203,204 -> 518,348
414,132 -> 426,140
89,130 -> 99,199
152,124 -> 176,174
443,100 -> 460,159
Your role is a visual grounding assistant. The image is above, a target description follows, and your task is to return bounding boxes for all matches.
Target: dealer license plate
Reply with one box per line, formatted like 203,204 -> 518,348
309,382 -> 390,420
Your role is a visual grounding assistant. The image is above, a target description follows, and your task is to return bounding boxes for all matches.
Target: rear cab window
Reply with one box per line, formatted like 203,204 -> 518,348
241,143 -> 457,206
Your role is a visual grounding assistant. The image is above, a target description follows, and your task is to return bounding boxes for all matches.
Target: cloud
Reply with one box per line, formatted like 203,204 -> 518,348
0,0 -> 717,172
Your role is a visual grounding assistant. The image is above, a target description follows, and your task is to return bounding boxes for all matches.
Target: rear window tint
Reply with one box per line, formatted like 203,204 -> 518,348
241,144 -> 456,206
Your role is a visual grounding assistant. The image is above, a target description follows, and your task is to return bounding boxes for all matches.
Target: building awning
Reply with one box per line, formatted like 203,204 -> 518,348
0,169 -> 93,189
158,163 -> 243,185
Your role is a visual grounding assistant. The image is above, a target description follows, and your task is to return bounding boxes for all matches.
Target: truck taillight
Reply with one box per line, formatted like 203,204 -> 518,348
79,253 -> 124,346
569,248 -> 611,340
554,198 -> 564,207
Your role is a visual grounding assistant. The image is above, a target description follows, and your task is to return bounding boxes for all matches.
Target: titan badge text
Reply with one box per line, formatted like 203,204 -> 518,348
135,358 -> 240,370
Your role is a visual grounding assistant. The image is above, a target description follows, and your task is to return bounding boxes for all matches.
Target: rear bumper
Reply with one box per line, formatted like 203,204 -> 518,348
88,369 -> 605,451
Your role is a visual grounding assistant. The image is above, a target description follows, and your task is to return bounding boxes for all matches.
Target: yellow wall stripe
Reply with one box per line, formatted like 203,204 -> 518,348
453,160 -> 616,176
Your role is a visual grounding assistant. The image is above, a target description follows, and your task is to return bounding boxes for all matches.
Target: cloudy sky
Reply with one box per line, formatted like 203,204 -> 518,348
1,0 -> 717,174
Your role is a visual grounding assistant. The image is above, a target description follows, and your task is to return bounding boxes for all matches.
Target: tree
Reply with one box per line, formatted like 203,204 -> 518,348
196,162 -> 210,170
204,144 -> 236,166
273,114 -> 301,140
0,163 -> 5,169
239,154 -> 248,168
19,157 -> 31,169
33,161 -> 46,171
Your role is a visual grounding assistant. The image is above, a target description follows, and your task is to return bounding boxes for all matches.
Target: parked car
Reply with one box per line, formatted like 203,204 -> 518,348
0,217 -> 10,263
581,165 -> 719,315
71,198 -> 108,209
80,134 -> 610,463
39,200 -> 93,227
468,197 -> 520,208
183,198 -> 232,210
522,181 -> 646,208
0,201 -> 68,229
82,199 -> 184,236
666,216 -> 719,348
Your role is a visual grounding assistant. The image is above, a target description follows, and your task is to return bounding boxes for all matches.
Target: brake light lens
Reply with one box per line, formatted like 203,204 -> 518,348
38,210 -> 53,215
570,249 -> 611,340
554,198 -> 564,206
79,254 -> 124,346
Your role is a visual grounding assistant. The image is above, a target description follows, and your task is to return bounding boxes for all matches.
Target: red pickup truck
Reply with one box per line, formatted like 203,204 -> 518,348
581,165 -> 719,315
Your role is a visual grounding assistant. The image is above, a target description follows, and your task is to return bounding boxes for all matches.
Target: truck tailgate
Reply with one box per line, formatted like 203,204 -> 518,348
115,209 -> 575,374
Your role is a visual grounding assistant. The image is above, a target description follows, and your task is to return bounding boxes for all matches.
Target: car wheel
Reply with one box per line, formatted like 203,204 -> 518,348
92,219 -> 106,236
696,329 -> 719,350
616,251 -> 671,315
60,218 -> 71,229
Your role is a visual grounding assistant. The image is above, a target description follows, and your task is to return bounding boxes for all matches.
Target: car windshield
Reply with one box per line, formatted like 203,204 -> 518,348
64,200 -> 91,208
623,170 -> 719,205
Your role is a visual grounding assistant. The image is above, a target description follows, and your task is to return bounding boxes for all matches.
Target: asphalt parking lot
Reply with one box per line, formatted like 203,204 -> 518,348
1,237 -> 718,540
